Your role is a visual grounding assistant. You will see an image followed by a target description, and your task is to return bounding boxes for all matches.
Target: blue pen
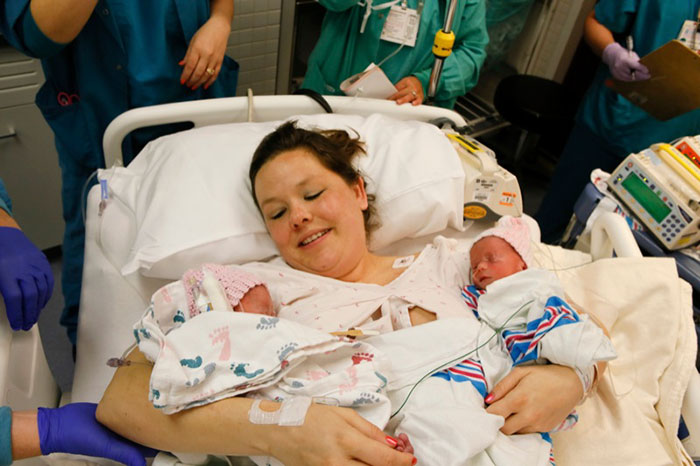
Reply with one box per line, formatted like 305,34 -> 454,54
626,36 -> 636,80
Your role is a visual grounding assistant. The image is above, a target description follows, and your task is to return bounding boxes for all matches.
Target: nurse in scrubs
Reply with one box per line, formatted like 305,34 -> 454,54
301,0 -> 488,108
536,0 -> 700,243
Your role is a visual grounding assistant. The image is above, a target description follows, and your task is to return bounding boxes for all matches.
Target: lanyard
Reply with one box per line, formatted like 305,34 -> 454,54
359,0 -> 423,34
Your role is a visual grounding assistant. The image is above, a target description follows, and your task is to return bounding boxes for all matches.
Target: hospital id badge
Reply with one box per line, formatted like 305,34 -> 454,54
677,19 -> 700,52
380,5 -> 420,47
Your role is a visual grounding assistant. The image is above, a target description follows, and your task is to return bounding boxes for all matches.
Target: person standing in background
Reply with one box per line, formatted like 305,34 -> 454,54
301,0 -> 488,108
0,0 -> 239,348
535,0 -> 700,243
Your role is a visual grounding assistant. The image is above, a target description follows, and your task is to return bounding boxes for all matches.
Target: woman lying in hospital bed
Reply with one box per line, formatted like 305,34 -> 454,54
97,122 -> 620,465
131,215 -> 615,465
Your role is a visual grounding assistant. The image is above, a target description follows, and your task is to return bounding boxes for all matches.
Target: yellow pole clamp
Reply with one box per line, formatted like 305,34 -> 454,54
432,29 -> 455,58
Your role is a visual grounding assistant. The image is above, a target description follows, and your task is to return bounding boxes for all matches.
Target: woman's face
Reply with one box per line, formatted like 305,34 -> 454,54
470,236 -> 526,289
254,148 -> 370,279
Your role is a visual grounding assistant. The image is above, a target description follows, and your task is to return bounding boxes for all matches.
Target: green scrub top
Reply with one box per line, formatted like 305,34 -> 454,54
577,0 -> 700,155
302,0 -> 488,108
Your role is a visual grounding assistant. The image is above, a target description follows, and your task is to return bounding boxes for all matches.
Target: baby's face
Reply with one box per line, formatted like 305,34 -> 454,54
235,284 -> 276,316
470,236 -> 526,289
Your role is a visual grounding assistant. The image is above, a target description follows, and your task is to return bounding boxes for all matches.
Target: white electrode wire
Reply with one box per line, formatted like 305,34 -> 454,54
390,298 -> 534,418
376,43 -> 406,69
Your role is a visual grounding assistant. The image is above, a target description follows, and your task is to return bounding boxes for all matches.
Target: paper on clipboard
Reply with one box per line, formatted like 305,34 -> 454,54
340,63 -> 398,99
610,40 -> 700,121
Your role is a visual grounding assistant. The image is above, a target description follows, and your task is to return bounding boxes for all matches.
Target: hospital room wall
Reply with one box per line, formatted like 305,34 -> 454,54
228,0 -> 281,97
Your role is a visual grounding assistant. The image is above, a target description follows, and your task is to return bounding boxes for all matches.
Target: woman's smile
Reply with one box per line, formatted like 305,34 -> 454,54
299,228 -> 331,247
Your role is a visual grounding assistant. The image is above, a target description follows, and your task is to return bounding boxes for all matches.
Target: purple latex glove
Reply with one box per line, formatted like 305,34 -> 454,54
38,403 -> 158,466
602,42 -> 651,82
0,226 -> 54,330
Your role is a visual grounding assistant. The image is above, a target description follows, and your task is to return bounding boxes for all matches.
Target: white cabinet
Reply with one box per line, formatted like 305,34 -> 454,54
0,46 -> 63,250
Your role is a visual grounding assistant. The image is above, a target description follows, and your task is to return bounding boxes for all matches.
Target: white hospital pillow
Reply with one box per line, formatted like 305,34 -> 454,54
102,113 -> 465,280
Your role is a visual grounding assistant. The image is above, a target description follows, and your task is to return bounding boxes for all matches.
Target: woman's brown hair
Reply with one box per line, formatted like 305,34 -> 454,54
249,120 -> 379,236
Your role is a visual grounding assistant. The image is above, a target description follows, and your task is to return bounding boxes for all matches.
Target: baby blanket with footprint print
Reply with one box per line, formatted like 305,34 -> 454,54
134,272 -> 393,429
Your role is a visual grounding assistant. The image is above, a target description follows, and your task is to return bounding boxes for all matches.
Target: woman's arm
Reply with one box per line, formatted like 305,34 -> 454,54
29,0 -> 98,44
10,410 -> 41,459
583,9 -> 614,57
97,349 -> 416,465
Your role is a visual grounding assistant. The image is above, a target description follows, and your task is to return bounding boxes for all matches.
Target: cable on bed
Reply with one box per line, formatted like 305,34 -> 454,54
389,298 -> 535,418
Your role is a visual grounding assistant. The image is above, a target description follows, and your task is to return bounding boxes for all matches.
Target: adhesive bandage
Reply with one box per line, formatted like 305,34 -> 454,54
248,397 -> 312,426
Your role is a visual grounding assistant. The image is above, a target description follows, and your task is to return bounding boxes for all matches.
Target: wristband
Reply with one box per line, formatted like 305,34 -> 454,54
575,365 -> 598,404
0,406 -> 13,466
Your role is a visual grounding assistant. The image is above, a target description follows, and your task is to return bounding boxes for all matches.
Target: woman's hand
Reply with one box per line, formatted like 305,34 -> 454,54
179,16 -> 231,90
389,76 -> 424,106
269,403 -> 417,465
485,365 -> 582,434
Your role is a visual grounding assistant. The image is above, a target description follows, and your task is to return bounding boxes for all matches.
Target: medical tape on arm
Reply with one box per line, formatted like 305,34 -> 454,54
248,397 -> 312,426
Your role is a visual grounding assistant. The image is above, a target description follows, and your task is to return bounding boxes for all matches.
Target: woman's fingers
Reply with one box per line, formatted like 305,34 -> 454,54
189,58 -> 210,89
485,366 -> 528,405
179,55 -> 198,87
485,365 -> 582,434
388,76 -> 424,106
269,404 -> 409,465
340,409 -> 416,465
179,17 -> 230,89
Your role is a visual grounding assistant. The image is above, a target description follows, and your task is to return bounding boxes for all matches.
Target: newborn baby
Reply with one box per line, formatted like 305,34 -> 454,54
182,263 -> 275,317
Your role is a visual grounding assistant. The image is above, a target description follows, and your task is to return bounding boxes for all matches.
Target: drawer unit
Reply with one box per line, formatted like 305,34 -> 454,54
0,46 -> 63,250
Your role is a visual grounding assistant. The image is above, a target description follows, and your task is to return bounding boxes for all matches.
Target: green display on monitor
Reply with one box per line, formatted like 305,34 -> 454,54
621,172 -> 671,223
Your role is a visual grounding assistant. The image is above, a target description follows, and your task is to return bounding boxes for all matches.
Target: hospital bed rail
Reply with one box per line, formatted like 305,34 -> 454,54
102,94 -> 469,168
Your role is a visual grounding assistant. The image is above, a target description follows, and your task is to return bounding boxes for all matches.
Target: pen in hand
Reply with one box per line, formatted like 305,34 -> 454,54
626,36 -> 636,80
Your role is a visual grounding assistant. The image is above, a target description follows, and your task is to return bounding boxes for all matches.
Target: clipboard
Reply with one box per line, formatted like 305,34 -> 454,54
610,40 -> 700,121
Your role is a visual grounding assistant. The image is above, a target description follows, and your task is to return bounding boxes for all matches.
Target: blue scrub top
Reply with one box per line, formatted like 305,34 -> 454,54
577,0 -> 700,155
0,178 -> 11,216
0,0 -> 239,167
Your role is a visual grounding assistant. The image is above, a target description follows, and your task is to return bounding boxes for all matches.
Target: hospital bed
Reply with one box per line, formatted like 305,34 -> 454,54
1,95 -> 700,465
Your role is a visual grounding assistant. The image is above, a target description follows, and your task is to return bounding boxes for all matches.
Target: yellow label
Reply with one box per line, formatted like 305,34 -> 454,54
464,205 -> 487,219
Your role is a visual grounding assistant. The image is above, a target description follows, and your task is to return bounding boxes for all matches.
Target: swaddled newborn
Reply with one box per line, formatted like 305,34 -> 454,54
182,263 -> 275,317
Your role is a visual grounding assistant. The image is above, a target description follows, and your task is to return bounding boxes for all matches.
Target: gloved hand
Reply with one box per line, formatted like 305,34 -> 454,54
38,403 -> 158,466
602,42 -> 651,82
0,226 -> 54,330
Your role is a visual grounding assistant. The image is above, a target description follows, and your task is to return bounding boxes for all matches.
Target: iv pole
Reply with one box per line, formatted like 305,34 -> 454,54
427,0 -> 458,101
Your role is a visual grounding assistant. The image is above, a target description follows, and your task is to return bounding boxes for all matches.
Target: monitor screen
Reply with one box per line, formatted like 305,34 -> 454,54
621,172 -> 671,223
